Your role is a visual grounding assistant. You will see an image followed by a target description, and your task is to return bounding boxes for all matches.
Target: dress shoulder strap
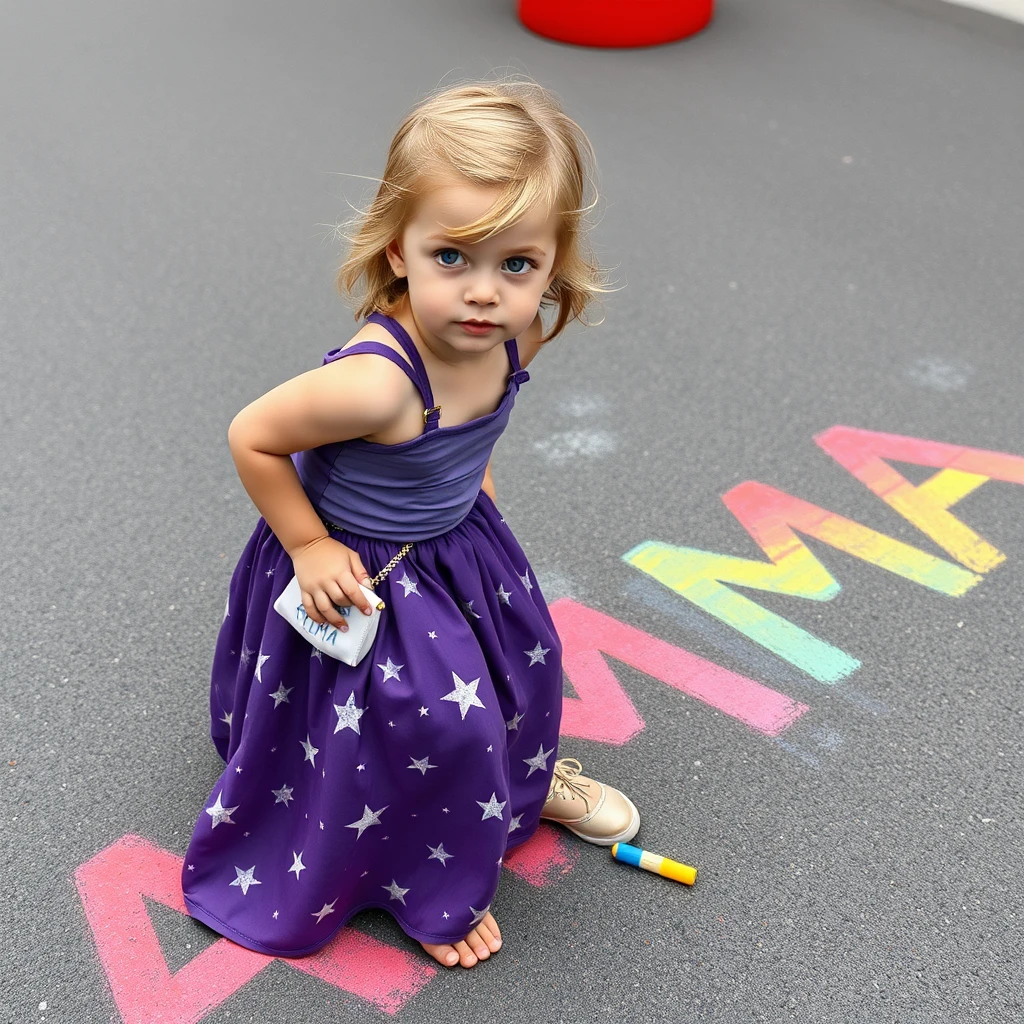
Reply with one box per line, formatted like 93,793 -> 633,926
504,337 -> 531,386
326,316 -> 528,436
366,312 -> 441,431
322,341 -> 429,405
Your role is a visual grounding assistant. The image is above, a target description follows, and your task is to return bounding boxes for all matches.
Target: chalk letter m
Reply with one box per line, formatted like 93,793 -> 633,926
622,427 -> 1024,684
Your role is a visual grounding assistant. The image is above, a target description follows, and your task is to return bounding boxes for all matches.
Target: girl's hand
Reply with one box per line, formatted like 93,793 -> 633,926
290,536 -> 376,630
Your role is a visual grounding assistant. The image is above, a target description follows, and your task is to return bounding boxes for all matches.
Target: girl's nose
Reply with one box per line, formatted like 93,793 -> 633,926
464,274 -> 499,307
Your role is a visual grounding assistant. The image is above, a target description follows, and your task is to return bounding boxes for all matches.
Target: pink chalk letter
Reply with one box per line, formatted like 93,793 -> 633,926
550,598 -> 808,742
290,930 -> 436,1016
503,823 -> 581,887
74,834 -> 435,1021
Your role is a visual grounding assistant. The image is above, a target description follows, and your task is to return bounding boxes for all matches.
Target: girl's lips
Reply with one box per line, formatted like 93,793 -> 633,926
458,321 -> 498,335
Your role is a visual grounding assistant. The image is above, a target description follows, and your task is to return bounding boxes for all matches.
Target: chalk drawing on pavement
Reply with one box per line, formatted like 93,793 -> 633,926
75,826 -> 578,1023
624,428 -> 1021,680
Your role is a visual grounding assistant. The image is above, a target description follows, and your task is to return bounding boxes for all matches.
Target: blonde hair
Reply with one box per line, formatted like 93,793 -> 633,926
335,79 -> 606,342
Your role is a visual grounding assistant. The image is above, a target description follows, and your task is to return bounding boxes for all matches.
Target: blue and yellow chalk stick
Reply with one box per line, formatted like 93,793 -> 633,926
611,842 -> 697,885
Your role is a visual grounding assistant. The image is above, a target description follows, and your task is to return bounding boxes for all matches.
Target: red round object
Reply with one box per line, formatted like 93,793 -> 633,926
518,0 -> 713,48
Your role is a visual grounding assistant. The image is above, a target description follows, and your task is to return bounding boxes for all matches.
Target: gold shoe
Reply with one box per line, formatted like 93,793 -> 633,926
538,758 -> 640,846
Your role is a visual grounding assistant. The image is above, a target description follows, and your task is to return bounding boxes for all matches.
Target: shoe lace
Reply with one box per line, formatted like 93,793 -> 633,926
547,758 -> 592,814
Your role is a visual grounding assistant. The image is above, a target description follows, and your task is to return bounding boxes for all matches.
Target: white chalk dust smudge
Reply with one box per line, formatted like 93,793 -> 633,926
533,429 -> 618,463
906,357 -> 975,392
564,395 -> 609,417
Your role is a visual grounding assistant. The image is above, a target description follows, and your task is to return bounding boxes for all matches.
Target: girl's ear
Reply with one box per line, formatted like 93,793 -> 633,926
386,239 -> 407,278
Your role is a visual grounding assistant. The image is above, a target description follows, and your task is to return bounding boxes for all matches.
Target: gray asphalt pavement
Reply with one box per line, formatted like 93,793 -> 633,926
2,1 -> 1023,1022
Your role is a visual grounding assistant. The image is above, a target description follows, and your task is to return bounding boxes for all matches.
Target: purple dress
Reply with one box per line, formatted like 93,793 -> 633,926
181,313 -> 564,956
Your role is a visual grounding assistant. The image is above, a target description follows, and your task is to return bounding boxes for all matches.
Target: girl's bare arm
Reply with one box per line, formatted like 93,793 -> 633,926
227,354 -> 410,559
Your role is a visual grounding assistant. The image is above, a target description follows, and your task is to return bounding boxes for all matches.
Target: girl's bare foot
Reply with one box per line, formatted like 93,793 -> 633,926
420,911 -> 502,968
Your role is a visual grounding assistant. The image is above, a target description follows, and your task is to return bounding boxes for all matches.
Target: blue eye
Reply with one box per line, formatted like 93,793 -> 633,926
434,249 -> 464,267
503,257 -> 531,275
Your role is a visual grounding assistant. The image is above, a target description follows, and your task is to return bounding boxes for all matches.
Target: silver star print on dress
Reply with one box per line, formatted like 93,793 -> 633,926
523,743 -> 554,778
271,784 -> 294,806
396,571 -> 421,597
269,682 -> 293,707
300,735 -> 319,767
427,842 -> 454,866
377,657 -> 404,682
230,865 -> 261,895
254,649 -> 270,683
476,792 -> 506,821
382,879 -> 410,904
441,671 -> 486,719
333,691 -> 366,734
312,900 -> 337,924
345,804 -> 387,839
288,851 -> 306,878
205,792 -> 239,829
524,641 -> 551,666
407,755 -> 438,776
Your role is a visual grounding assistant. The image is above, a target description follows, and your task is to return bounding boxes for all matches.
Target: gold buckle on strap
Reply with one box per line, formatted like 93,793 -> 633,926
423,405 -> 441,424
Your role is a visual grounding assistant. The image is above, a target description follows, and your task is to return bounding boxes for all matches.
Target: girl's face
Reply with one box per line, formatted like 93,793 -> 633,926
386,176 -> 558,362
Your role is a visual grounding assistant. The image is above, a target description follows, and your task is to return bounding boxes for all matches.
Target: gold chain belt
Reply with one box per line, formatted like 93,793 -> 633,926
320,515 -> 413,588
369,542 -> 414,587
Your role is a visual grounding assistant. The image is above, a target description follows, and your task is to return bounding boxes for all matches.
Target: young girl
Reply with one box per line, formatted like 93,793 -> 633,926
181,80 -> 640,971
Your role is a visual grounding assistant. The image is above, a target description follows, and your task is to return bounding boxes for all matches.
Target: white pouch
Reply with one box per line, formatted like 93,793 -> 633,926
273,576 -> 384,666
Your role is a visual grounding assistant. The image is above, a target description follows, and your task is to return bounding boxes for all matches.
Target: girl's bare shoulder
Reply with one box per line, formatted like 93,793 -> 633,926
330,320 -> 414,359
228,325 -> 418,456
314,320 -> 425,397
